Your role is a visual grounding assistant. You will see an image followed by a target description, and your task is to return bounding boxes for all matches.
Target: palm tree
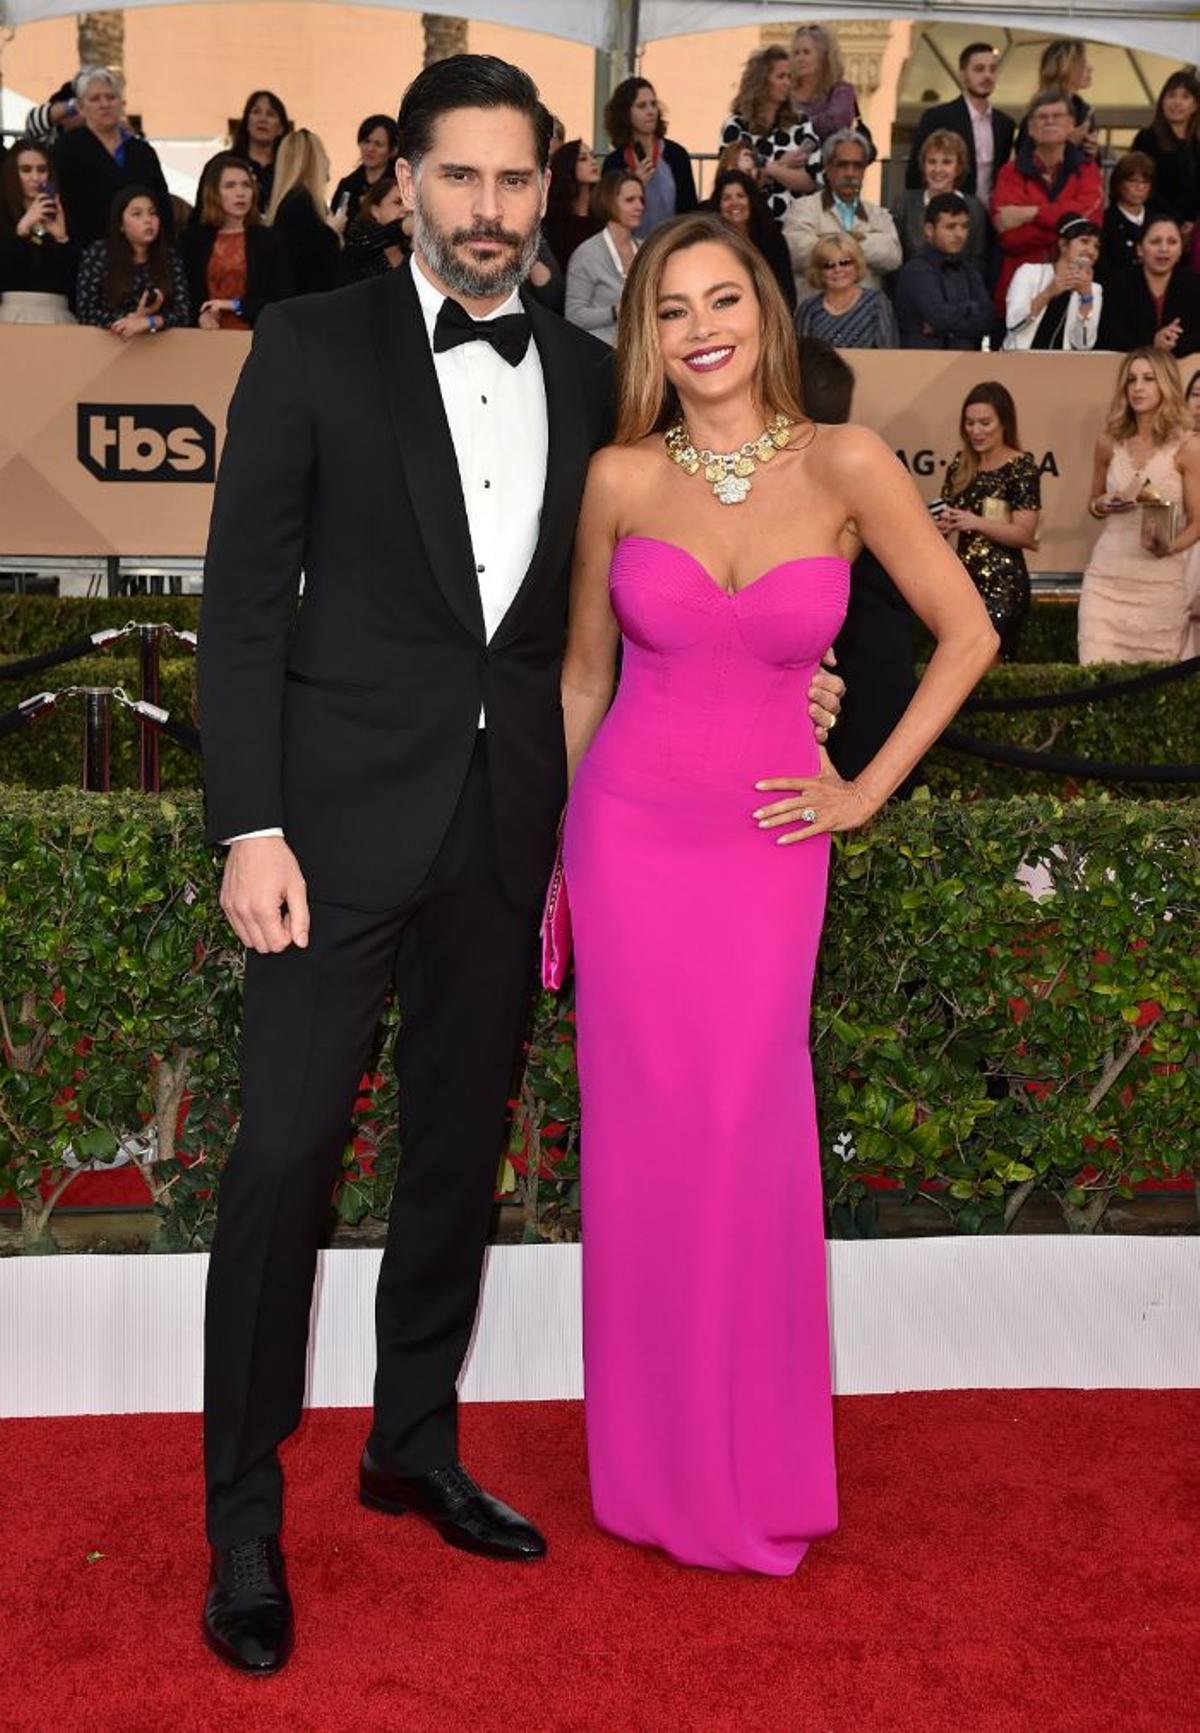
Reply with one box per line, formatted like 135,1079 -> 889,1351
422,13 -> 468,66
77,10 -> 126,74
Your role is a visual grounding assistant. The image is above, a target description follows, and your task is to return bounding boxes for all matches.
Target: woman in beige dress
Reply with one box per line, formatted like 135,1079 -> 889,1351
1079,348 -> 1200,663
1183,368 -> 1200,658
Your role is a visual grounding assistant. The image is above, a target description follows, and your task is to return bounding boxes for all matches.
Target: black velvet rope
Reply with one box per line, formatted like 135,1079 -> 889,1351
962,656 -> 1199,713
0,702 -> 42,739
156,715 -> 202,754
939,729 -> 1200,783
0,637 -> 105,680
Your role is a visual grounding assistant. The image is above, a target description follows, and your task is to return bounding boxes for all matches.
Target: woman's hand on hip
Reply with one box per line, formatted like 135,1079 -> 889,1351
753,749 -> 877,844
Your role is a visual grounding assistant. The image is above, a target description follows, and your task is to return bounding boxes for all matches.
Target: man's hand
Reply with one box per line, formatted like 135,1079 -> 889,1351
807,649 -> 845,743
221,836 -> 310,954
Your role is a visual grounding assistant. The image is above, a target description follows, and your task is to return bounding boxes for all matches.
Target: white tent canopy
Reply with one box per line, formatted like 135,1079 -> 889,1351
1,0 -> 1197,60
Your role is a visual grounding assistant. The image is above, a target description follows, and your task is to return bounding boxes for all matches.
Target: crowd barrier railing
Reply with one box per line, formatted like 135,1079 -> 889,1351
0,622 -> 197,791
2,633 -> 1196,791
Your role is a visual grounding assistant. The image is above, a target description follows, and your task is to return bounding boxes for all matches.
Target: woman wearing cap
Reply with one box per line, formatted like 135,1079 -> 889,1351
1003,212 -> 1102,350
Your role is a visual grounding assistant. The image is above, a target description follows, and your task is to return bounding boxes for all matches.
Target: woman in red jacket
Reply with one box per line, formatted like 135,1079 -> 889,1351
990,90 -> 1102,312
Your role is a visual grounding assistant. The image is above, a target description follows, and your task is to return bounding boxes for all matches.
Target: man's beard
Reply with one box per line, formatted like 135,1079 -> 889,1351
412,186 -> 541,300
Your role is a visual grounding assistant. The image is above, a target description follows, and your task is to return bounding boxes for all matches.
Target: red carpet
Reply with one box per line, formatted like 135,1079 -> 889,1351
1,1394 -> 1196,1733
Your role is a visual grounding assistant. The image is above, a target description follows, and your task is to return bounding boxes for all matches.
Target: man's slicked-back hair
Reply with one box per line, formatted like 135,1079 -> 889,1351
396,53 -> 553,171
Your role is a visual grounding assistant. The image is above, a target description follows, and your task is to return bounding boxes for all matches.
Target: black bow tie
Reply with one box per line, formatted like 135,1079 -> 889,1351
433,297 -> 531,367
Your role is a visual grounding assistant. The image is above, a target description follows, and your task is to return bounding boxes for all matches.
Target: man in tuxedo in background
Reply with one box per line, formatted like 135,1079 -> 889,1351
197,52 -> 844,1676
795,339 -> 920,801
905,42 -> 1016,203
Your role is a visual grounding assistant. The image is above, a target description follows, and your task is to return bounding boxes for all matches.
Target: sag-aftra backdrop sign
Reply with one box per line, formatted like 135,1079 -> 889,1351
1,328 -> 1121,568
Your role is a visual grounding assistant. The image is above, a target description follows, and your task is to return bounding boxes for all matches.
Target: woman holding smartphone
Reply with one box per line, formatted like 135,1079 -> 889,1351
602,78 -> 697,240
0,138 -> 77,323
934,382 -> 1041,657
1079,348 -> 1199,663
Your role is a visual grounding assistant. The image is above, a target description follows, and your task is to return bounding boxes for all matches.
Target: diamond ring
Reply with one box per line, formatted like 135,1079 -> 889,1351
799,807 -> 818,824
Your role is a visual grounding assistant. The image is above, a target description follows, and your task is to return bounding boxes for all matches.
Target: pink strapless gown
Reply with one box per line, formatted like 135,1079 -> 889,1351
564,535 -> 849,1576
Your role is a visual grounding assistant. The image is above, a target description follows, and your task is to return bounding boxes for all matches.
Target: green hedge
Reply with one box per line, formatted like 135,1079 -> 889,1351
0,657 -> 198,790
915,600 -> 1080,665
0,596 -> 199,657
5,591 -> 1078,662
3,656 -> 1193,802
1,790 -> 1194,1250
922,662 -> 1198,801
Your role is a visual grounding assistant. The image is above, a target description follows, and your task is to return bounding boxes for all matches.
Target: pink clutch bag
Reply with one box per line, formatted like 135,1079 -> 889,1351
539,832 -> 572,990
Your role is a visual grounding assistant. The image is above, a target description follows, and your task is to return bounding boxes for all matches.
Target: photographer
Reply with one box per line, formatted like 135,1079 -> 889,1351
0,138 -> 77,323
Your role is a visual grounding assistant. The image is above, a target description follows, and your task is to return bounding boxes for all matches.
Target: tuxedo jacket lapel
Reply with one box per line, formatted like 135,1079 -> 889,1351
371,265 -> 486,642
490,290 -> 590,650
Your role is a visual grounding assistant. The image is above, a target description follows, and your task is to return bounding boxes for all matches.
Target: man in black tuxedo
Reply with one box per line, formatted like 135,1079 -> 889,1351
796,339 -> 919,801
905,42 -> 1016,203
197,50 -> 848,1676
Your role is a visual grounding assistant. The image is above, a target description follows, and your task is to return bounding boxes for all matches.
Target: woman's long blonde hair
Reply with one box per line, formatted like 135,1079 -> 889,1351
1105,347 -> 1192,446
613,213 -> 806,446
1037,39 -> 1087,98
266,127 -> 330,222
792,25 -> 844,102
734,46 -> 796,134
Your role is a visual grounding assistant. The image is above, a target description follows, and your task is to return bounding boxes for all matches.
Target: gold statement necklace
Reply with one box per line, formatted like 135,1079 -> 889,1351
664,412 -> 794,506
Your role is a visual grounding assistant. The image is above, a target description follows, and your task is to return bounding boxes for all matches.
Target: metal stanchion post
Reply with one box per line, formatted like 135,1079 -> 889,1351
138,626 -> 161,793
80,687 -> 112,792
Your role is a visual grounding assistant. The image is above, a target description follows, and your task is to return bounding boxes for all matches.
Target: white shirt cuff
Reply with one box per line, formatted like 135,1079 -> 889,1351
223,828 -> 285,844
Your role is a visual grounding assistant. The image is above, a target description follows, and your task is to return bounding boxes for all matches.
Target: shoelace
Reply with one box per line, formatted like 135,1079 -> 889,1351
229,1535 -> 278,1594
427,1464 -> 479,1510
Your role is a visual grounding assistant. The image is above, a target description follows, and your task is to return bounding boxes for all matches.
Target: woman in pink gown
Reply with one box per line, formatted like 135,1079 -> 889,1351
561,215 -> 999,1576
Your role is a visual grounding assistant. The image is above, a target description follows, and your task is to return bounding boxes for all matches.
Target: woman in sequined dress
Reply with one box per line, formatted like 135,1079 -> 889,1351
935,382 -> 1042,657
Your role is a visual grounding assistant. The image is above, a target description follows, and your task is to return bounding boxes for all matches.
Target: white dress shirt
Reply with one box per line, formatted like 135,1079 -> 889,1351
965,95 -> 996,205
227,256 -> 549,844
409,253 -> 548,643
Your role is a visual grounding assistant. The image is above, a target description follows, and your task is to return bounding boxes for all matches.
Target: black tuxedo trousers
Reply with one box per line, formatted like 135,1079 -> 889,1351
204,738 -> 538,1545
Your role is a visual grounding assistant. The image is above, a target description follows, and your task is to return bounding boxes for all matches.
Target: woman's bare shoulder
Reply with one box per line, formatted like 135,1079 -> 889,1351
806,420 -> 903,484
586,437 -> 663,500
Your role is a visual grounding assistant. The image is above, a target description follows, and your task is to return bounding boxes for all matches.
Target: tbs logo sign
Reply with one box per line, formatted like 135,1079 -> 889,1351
78,403 -> 216,483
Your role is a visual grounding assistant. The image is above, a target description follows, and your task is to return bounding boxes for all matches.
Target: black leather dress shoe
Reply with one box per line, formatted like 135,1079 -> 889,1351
359,1452 -> 547,1562
202,1534 -> 294,1674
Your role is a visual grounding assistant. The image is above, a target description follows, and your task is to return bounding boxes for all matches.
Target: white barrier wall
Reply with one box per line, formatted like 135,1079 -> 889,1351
2,1237 -> 1197,1418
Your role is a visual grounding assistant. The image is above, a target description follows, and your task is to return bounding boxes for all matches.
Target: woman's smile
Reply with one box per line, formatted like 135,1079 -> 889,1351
683,345 -> 735,372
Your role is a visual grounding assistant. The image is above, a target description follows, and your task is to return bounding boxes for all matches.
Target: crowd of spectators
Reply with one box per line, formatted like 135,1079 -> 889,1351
0,31 -> 1197,661
1,34 -> 1196,361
